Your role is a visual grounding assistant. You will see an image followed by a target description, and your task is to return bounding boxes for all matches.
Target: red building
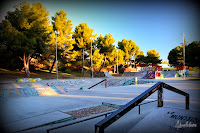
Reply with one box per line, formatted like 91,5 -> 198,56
175,66 -> 189,70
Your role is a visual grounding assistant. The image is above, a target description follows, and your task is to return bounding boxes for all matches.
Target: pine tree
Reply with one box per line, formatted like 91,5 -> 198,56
49,10 -> 75,73
118,38 -> 140,63
95,33 -> 115,71
73,23 -> 96,73
0,1 -> 52,77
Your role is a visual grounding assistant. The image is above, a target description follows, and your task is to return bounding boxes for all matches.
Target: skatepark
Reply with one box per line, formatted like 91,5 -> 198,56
1,0 -> 200,132
0,72 -> 200,133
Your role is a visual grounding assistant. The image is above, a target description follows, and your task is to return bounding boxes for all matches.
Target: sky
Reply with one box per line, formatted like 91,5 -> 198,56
0,0 -> 199,62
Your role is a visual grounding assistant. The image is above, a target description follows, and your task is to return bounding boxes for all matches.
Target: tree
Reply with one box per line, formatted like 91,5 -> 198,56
49,10 -> 75,72
135,51 -> 146,64
168,41 -> 200,67
146,49 -> 162,64
168,46 -> 183,66
147,49 -> 159,57
108,48 -> 125,68
0,1 -> 52,77
92,48 -> 104,70
73,23 -> 96,73
187,41 -> 200,67
118,39 -> 140,62
95,33 -> 115,71
135,49 -> 161,64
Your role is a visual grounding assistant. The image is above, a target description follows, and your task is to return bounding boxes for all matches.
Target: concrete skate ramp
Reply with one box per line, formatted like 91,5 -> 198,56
104,72 -> 114,78
191,72 -> 200,78
0,86 -> 67,98
94,71 -> 105,77
163,70 -> 177,77
129,107 -> 200,133
122,72 -> 145,77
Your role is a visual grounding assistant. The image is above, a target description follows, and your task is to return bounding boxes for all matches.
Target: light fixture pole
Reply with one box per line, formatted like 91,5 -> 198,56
116,49 -> 118,74
182,33 -> 185,80
90,37 -> 93,78
55,30 -> 59,80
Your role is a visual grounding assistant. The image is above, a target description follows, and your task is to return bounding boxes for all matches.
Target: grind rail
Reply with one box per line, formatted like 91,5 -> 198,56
88,79 -> 107,89
95,81 -> 189,133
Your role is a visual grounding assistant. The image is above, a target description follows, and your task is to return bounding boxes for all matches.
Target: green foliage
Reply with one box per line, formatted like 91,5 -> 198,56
72,23 -> 96,72
135,49 -> 161,64
51,10 -> 74,51
168,46 -> 183,66
92,48 -> 104,70
187,41 -> 200,67
73,23 -> 96,49
48,10 -> 75,71
168,41 -> 200,67
146,49 -> 162,64
135,55 -> 146,63
95,33 -> 115,55
0,1 -> 51,70
0,1 -> 51,54
95,33 -> 115,68
118,38 -> 140,62
147,49 -> 159,57
108,49 -> 125,67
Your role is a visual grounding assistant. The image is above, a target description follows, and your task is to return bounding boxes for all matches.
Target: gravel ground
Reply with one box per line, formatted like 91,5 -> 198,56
66,105 -> 117,119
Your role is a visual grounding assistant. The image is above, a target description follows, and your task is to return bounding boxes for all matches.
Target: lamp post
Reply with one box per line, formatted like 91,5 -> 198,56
116,49 -> 118,74
182,33 -> 185,80
90,37 -> 93,78
55,30 -> 59,80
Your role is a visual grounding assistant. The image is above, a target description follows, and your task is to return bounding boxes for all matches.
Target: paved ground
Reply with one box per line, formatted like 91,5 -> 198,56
0,77 -> 199,133
129,107 -> 200,133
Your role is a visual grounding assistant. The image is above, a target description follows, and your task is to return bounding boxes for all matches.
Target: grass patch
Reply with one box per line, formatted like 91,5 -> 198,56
0,67 -> 94,81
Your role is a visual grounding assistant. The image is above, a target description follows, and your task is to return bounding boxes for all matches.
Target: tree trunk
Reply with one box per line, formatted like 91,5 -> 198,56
83,66 -> 91,78
81,49 -> 84,73
99,55 -> 106,72
20,54 -> 31,77
25,68 -> 30,77
49,56 -> 56,73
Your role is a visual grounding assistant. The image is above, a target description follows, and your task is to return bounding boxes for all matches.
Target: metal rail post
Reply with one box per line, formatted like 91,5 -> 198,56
105,78 -> 107,88
157,87 -> 163,107
95,125 -> 103,133
186,95 -> 189,110
138,105 -> 140,114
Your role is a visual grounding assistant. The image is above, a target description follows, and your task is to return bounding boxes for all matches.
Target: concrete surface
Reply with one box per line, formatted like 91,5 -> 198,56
129,107 -> 200,133
1,111 -> 72,133
0,77 -> 199,133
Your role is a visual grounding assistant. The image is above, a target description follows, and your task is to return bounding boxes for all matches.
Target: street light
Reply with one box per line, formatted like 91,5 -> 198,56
90,37 -> 93,78
182,33 -> 185,80
55,30 -> 59,80
116,49 -> 118,74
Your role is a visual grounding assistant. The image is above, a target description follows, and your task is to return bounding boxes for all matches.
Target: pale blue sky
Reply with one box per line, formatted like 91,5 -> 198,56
1,0 -> 199,61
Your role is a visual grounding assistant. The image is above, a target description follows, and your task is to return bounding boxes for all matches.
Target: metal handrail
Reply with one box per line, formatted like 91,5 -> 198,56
95,82 -> 189,133
88,79 -> 107,89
